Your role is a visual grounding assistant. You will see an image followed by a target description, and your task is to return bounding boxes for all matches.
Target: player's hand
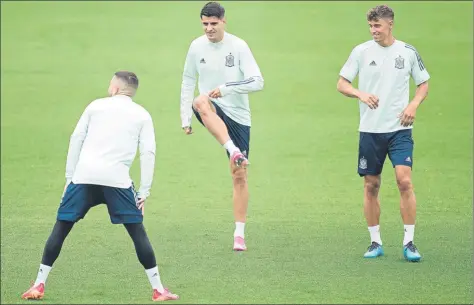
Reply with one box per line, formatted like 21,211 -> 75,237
359,92 -> 379,109
208,88 -> 222,98
183,126 -> 193,135
398,103 -> 417,127
136,198 -> 146,215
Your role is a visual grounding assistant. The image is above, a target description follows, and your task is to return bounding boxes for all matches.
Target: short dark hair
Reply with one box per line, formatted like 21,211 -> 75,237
114,71 -> 139,89
200,2 -> 225,19
367,5 -> 394,21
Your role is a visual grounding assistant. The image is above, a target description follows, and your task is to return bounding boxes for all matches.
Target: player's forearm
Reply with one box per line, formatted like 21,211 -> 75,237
410,81 -> 429,108
138,151 -> 155,199
180,78 -> 196,127
219,76 -> 264,96
64,133 -> 86,183
337,78 -> 361,99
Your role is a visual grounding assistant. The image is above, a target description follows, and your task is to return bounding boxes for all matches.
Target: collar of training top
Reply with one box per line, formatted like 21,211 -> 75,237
208,31 -> 228,46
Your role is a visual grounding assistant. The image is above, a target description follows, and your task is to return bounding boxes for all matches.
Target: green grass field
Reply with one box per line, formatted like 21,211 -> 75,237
1,1 -> 472,304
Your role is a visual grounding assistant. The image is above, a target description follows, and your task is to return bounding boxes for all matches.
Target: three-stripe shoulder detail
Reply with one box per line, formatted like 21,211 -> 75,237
405,44 -> 425,71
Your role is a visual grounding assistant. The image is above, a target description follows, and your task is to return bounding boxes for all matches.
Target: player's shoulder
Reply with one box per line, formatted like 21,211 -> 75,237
396,39 -> 415,48
224,32 -> 249,48
396,40 -> 420,54
86,97 -> 109,109
353,40 -> 377,53
136,103 -> 152,119
225,32 -> 246,43
189,35 -> 209,49
346,40 -> 376,58
126,98 -> 152,120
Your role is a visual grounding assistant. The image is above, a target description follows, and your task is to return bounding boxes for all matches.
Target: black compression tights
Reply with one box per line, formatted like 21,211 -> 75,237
41,220 -> 75,266
123,223 -> 157,269
41,220 -> 156,270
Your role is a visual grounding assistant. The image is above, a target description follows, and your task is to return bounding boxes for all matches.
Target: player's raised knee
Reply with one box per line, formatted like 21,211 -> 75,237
192,95 -> 211,113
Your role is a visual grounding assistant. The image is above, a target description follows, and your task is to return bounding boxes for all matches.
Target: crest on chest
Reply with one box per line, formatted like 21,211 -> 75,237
225,53 -> 235,67
394,55 -> 405,69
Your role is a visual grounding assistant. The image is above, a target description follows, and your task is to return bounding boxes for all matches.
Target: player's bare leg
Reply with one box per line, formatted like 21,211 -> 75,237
231,162 -> 249,251
193,95 -> 248,167
364,175 -> 381,226
395,166 -> 416,225
363,175 -> 384,258
395,165 -> 421,261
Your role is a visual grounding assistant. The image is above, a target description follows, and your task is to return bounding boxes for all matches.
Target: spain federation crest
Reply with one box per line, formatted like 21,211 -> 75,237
395,55 -> 405,69
225,53 -> 234,67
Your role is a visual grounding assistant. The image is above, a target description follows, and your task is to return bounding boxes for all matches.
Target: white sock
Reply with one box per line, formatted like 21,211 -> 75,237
34,264 -> 52,286
223,140 -> 240,156
234,222 -> 245,238
368,225 -> 382,245
403,224 -> 415,246
145,266 -> 165,293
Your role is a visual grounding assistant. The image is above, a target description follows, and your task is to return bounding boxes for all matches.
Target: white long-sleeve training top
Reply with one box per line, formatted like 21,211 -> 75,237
65,94 -> 156,199
180,32 -> 264,127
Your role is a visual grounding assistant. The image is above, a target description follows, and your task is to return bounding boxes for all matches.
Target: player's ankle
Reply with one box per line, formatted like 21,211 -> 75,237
223,140 -> 240,155
368,225 -> 382,245
403,224 -> 415,246
234,222 -> 245,238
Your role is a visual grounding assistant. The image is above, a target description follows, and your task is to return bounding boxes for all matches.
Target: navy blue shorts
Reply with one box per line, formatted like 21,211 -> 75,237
193,101 -> 251,159
57,183 -> 142,224
358,129 -> 414,176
